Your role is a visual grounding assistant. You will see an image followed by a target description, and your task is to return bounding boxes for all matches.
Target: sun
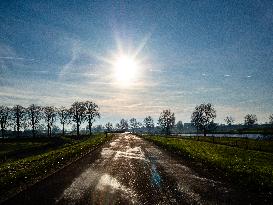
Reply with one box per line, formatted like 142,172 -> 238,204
113,55 -> 139,86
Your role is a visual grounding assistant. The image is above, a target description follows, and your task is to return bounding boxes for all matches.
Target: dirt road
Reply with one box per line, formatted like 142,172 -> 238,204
3,134 -> 258,204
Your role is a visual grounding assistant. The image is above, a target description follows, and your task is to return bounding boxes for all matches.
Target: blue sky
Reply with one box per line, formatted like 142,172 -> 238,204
0,0 -> 273,125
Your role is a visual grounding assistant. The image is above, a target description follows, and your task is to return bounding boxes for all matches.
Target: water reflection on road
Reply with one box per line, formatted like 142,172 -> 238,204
149,156 -> 161,188
56,133 -> 233,205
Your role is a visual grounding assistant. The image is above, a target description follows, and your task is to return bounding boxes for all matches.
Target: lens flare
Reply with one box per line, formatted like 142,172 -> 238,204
113,55 -> 139,86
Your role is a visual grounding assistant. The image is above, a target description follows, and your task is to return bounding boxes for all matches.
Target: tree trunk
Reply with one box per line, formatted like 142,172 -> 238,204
1,126 -> 4,139
77,122 -> 80,137
204,129 -> 206,137
32,126 -> 35,138
88,117 -> 92,136
16,117 -> 20,138
32,114 -> 35,138
47,124 -> 50,137
166,126 -> 170,135
62,123 -> 65,136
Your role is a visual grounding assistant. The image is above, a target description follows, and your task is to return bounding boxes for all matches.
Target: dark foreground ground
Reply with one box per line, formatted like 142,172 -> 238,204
2,134 -> 269,205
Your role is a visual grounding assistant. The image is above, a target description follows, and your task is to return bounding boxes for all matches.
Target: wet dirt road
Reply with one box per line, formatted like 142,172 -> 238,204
4,134 -> 248,205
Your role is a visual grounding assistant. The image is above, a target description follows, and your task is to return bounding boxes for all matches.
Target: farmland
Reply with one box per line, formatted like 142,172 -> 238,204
0,137 -> 77,163
169,135 -> 273,153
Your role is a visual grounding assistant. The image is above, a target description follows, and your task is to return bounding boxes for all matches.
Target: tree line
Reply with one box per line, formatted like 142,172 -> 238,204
105,103 -> 273,137
0,101 -> 100,138
0,101 -> 272,138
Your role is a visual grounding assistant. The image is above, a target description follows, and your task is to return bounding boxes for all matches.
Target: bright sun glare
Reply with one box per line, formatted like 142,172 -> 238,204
113,55 -> 139,86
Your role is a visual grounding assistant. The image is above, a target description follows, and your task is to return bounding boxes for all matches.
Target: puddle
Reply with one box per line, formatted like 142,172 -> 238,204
96,174 -> 138,203
149,157 -> 162,188
96,174 -> 132,194
56,169 -> 100,202
57,171 -> 138,204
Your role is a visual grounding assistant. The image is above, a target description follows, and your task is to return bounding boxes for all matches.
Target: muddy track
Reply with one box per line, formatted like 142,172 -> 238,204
2,134 -> 269,205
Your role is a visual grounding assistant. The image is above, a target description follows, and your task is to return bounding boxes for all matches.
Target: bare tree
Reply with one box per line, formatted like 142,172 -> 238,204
94,125 -> 103,133
143,116 -> 154,134
191,103 -> 216,138
27,104 -> 43,138
72,124 -> 77,132
244,114 -> 257,126
44,106 -> 56,137
176,121 -> 184,133
137,122 -> 142,131
130,118 -> 142,133
52,125 -> 61,134
269,114 -> 273,127
158,109 -> 175,135
224,116 -> 234,126
115,123 -> 120,130
129,118 -> 138,133
105,122 -> 113,132
118,119 -> 128,131
11,105 -> 26,138
0,106 -> 10,139
57,106 -> 71,136
69,102 -> 86,137
84,101 -> 100,135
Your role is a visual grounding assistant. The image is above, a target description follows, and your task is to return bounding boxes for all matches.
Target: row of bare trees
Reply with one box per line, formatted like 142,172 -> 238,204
0,101 -> 100,138
104,116 -> 155,134
105,104 -> 273,136
189,103 -> 272,136
104,110 -> 174,135
1,101 -> 272,138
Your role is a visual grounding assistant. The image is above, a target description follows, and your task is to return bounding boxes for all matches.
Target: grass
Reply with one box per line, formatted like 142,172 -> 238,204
145,135 -> 273,191
0,137 -> 77,163
0,142 -> 49,156
236,127 -> 273,134
172,135 -> 273,153
211,127 -> 273,134
0,133 -> 112,201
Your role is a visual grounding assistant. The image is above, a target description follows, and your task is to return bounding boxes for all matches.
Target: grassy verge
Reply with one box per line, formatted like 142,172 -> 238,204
0,133 -> 112,201
145,135 -> 273,191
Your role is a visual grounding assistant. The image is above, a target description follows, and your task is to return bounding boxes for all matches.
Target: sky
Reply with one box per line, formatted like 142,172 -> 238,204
0,0 -> 273,125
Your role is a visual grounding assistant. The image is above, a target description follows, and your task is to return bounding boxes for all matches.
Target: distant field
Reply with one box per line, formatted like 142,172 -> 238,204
215,127 -> 273,134
0,137 -> 77,163
145,135 -> 273,191
172,135 -> 273,153
0,133 -> 112,202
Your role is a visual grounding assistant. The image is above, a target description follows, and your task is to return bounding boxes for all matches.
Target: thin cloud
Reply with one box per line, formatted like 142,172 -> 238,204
0,56 -> 35,61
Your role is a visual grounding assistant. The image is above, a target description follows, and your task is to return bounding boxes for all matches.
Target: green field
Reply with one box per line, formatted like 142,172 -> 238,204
0,134 -> 111,201
0,137 -> 78,163
212,127 -> 273,135
172,135 -> 273,153
145,135 -> 273,191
